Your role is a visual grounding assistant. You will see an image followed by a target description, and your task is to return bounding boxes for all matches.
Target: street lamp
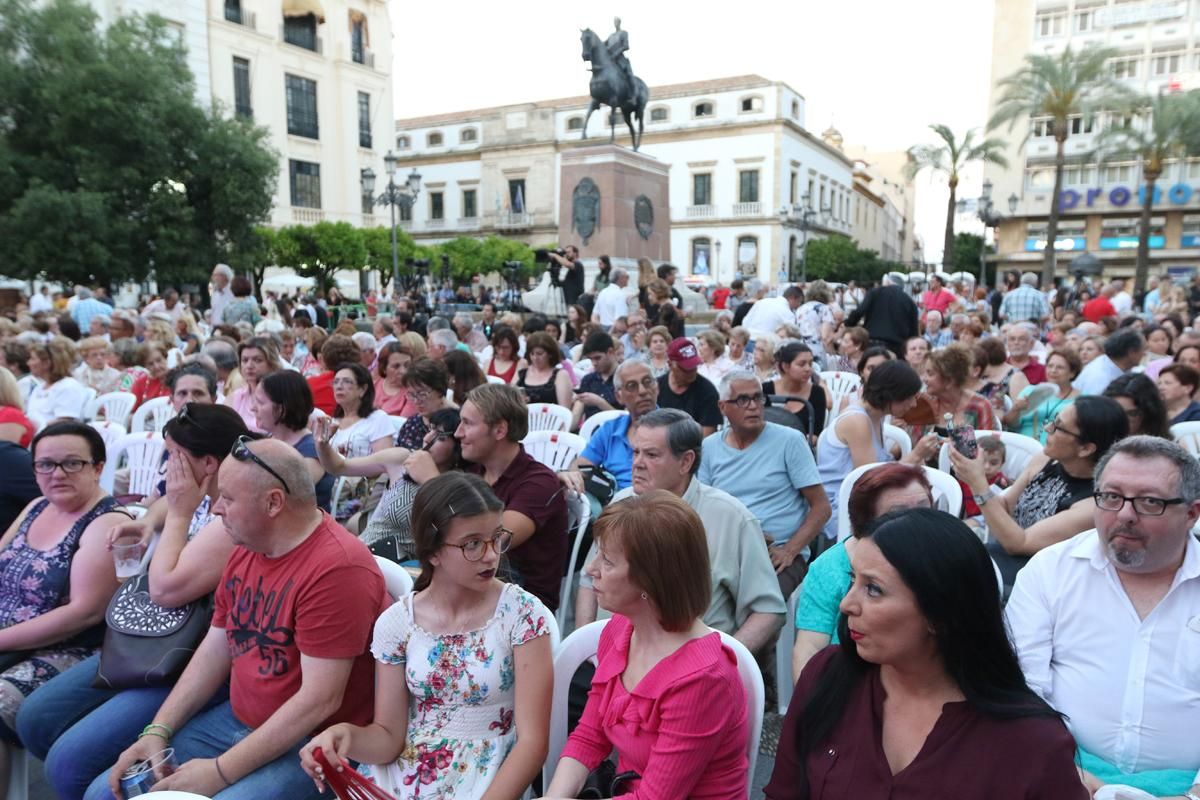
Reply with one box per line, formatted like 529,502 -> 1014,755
782,193 -> 831,284
975,179 -> 1019,287
361,151 -> 422,297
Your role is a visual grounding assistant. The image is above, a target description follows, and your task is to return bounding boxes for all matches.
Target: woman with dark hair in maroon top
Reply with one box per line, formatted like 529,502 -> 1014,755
766,508 -> 1085,800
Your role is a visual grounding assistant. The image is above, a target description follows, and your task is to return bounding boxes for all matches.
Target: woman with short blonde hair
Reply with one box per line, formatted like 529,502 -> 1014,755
73,337 -> 122,395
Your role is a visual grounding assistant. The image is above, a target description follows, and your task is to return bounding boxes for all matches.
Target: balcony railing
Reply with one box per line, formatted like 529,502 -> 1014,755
426,217 -> 446,229
280,25 -> 323,54
457,216 -> 481,229
292,207 -> 325,224
495,211 -> 532,230
686,204 -> 716,218
352,47 -> 375,67
733,202 -> 762,216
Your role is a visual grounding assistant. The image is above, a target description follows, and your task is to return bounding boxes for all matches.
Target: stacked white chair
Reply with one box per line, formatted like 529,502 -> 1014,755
555,490 -> 592,635
1171,421 -> 1200,457
578,409 -> 627,441
130,396 -> 174,433
882,423 -> 912,457
527,402 -> 572,434
86,391 -> 137,428
90,420 -> 128,483
818,371 -> 861,415
775,586 -> 802,714
78,386 -> 98,419
374,555 -> 415,599
543,620 -> 763,797
522,431 -> 586,472
103,432 -> 166,498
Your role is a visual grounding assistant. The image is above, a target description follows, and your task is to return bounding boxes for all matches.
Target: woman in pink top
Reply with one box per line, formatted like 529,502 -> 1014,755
373,341 -> 421,417
545,491 -> 749,800
221,336 -> 282,433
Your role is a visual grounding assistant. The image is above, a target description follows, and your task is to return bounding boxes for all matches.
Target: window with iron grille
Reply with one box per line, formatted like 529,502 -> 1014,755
224,0 -> 242,24
351,17 -> 366,63
357,92 -> 371,148
462,189 -> 477,219
233,57 -> 252,118
289,160 -> 321,208
285,74 -> 318,139
430,192 -> 444,220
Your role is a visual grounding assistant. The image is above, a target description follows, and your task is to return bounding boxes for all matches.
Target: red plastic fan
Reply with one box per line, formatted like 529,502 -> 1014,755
312,748 -> 398,800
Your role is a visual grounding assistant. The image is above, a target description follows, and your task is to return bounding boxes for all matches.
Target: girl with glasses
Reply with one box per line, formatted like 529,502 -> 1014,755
328,362 -> 393,458
300,473 -> 553,800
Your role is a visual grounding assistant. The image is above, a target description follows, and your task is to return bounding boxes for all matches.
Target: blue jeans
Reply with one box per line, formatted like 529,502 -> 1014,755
16,653 -> 226,800
84,700 -> 322,800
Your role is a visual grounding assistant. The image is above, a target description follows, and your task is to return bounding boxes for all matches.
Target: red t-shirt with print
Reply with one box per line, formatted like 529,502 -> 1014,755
212,513 -> 388,731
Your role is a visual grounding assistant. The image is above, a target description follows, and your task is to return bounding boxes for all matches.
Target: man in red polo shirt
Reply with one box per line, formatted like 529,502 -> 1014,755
921,274 -> 958,321
1082,285 -> 1118,324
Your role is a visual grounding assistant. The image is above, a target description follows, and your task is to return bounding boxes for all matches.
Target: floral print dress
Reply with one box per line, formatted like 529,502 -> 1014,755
365,583 -> 551,799
0,496 -> 120,730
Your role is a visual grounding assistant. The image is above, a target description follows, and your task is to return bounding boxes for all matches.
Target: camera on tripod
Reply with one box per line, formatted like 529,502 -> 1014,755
534,248 -> 565,264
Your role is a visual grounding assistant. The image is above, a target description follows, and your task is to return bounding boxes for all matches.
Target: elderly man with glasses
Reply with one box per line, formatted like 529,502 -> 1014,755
1006,436 -> 1200,799
699,369 -> 830,597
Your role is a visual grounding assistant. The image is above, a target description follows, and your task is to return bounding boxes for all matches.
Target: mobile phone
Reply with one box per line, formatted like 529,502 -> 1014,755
949,425 -> 978,459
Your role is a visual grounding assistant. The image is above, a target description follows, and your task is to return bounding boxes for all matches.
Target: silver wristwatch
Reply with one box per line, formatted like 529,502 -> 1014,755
972,488 -> 996,507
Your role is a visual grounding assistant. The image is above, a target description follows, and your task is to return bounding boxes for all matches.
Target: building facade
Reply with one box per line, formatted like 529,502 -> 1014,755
392,75 -> 858,285
81,0 -> 394,232
986,0 -> 1200,280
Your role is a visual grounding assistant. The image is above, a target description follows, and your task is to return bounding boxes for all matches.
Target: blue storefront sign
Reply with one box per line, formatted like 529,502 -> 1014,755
1099,235 -> 1165,250
1183,234 -> 1200,248
1024,236 -> 1086,252
1059,183 -> 1197,210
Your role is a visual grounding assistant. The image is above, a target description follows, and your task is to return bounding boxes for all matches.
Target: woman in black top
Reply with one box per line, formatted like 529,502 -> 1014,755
948,395 -> 1128,591
517,331 -> 573,407
763,340 -> 827,445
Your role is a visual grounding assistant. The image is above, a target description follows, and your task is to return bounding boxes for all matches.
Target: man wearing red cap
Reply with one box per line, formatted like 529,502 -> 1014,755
656,338 -> 722,435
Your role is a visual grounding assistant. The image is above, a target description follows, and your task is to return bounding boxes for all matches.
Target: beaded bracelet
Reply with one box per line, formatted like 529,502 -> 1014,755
139,722 -> 173,741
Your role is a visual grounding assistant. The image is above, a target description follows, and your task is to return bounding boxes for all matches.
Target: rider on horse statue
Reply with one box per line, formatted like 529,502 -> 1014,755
605,17 -> 634,90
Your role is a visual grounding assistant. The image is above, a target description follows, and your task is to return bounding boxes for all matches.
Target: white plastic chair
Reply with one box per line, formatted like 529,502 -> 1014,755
522,430 -> 586,472
7,747 -> 27,800
579,409 -> 627,440
818,371 -> 861,416
1172,421 -> 1200,456
775,585 -> 802,714
556,490 -> 592,636
882,423 -> 911,457
937,430 -> 1043,483
543,620 -> 762,797
527,402 -> 572,433
78,386 -> 98,419
91,420 -> 128,490
130,396 -> 174,433
374,555 -> 414,599
86,391 -> 137,427
105,432 -> 166,498
835,462 -> 963,542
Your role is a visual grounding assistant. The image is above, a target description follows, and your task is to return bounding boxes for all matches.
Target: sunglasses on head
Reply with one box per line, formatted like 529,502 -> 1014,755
230,435 -> 291,494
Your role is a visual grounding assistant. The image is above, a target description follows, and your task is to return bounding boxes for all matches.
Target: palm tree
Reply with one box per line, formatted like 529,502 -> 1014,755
1094,91 -> 1200,296
905,125 -> 1009,270
989,44 -> 1129,288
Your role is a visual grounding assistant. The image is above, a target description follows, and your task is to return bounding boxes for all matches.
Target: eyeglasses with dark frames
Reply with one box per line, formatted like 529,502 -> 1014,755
230,435 -> 291,494
33,458 -> 97,475
443,528 -> 513,562
728,392 -> 766,409
1093,491 -> 1185,517
1043,420 -> 1082,439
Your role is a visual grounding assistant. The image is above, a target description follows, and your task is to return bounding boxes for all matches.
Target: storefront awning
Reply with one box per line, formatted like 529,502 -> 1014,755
282,0 -> 324,24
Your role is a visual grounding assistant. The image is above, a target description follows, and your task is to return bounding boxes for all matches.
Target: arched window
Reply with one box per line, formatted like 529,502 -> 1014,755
566,116 -> 584,131
693,101 -> 714,118
739,95 -> 763,113
736,235 -> 759,277
459,128 -> 477,143
426,131 -> 443,147
649,106 -> 669,123
396,134 -> 410,149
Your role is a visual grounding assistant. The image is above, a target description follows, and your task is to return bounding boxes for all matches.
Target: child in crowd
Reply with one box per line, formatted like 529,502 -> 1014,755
962,436 -> 1011,525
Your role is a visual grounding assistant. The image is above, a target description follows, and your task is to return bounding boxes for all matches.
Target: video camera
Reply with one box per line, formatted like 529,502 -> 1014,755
534,248 -> 566,264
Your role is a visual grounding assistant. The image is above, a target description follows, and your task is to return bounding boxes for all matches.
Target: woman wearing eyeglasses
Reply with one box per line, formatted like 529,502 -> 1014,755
393,358 -> 453,451
300,473 -> 553,800
0,421 -> 128,787
328,362 -> 394,458
14,405 -> 252,800
948,395 -> 1129,592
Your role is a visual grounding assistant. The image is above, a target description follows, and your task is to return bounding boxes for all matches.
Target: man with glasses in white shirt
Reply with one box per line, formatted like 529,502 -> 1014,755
1006,435 -> 1200,799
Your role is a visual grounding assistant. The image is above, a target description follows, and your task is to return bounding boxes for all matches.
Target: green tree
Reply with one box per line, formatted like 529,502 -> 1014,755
904,125 -> 1008,271
989,44 -> 1129,287
804,236 -> 890,284
0,0 -> 277,286
275,222 -> 367,291
951,232 -> 990,282
361,225 -> 418,292
1094,91 -> 1200,295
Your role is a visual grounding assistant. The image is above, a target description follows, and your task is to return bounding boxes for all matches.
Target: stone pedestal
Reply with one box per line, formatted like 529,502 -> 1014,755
558,144 -> 670,261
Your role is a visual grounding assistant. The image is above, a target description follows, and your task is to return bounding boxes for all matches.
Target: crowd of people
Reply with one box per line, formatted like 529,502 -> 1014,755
0,259 -> 1196,800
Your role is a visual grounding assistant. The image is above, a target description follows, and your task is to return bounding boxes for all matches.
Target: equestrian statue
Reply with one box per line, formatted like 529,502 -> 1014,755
579,18 -> 649,151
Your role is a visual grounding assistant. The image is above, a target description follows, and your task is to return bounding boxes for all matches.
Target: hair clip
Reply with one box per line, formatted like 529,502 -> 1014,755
447,502 -> 457,516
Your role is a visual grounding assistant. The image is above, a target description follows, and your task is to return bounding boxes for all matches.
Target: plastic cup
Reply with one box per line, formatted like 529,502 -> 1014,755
112,535 -> 145,579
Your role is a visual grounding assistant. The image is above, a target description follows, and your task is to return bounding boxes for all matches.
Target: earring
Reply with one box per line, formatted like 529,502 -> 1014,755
640,592 -> 648,600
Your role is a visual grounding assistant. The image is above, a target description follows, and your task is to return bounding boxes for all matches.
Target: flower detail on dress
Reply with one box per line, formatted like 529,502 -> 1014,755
489,707 -> 514,736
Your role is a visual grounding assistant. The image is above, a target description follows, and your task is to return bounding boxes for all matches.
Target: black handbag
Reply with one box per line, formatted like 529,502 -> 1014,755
92,573 -> 212,690
578,760 -> 639,799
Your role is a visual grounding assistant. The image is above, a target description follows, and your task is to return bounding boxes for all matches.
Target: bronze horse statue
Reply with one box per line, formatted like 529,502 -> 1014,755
579,28 -> 648,151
